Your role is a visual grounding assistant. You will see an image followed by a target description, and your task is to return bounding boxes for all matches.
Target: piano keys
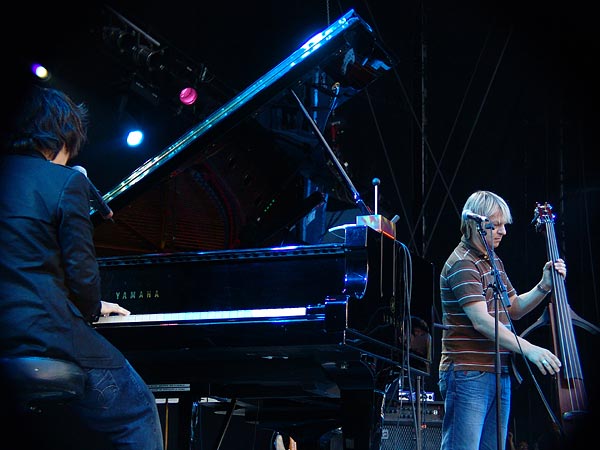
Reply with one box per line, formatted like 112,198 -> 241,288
96,306 -> 310,326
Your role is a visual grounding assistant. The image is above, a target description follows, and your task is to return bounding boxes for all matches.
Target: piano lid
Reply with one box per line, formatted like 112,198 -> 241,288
91,9 -> 394,255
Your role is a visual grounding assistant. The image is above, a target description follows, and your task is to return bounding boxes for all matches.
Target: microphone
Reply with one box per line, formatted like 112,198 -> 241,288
71,165 -> 114,220
462,209 -> 489,223
372,178 -> 380,215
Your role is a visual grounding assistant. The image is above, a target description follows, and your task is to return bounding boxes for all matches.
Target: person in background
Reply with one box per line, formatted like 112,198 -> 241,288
0,84 -> 164,449
408,315 -> 431,359
438,190 -> 566,450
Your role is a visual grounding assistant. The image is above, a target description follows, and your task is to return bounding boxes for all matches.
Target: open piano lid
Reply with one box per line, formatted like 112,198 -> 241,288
91,9 -> 394,256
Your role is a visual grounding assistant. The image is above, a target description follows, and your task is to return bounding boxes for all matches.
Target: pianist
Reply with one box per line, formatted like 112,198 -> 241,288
0,84 -> 163,449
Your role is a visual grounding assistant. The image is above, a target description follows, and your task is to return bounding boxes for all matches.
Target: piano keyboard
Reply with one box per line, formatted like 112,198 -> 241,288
95,307 -> 308,325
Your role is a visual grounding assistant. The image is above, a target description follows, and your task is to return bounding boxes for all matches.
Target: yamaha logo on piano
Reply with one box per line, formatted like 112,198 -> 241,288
113,289 -> 160,301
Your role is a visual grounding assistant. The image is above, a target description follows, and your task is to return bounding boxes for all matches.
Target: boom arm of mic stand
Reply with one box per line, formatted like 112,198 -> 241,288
289,88 -> 372,215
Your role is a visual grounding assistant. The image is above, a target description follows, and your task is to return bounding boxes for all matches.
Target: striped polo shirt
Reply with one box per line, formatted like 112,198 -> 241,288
439,238 -> 516,373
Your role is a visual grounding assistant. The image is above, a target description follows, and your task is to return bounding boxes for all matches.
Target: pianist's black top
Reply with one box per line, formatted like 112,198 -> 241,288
0,150 -> 125,369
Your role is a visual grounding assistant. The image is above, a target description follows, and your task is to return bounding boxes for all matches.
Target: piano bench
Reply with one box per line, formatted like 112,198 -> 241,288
0,356 -> 86,414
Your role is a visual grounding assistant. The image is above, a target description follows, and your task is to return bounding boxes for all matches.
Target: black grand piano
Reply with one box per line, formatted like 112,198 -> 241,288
92,9 -> 435,450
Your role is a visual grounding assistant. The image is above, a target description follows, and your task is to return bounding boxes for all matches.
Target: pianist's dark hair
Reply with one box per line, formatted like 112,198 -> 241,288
3,84 -> 88,160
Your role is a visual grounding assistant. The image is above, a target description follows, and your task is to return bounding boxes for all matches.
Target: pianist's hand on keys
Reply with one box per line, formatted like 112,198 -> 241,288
100,301 -> 131,317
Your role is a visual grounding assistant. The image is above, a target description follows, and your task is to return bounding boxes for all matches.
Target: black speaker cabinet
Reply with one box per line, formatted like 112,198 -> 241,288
380,421 -> 442,450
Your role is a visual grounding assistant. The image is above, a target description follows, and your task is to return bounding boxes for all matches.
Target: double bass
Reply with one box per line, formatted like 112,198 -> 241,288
521,202 -> 600,439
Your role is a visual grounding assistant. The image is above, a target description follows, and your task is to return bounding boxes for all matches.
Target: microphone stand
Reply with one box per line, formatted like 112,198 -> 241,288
475,221 -> 510,450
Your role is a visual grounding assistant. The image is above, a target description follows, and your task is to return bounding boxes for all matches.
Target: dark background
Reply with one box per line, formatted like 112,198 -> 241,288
4,1 -> 599,448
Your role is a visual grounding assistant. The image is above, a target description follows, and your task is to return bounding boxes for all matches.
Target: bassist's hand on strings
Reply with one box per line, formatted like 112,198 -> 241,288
506,259 -> 567,320
539,258 -> 567,291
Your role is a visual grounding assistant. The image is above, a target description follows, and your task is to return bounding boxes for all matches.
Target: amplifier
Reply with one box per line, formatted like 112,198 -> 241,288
380,401 -> 444,450
384,400 -> 444,424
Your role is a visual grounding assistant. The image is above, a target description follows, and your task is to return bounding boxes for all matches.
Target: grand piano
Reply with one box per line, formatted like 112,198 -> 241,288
91,9 -> 435,450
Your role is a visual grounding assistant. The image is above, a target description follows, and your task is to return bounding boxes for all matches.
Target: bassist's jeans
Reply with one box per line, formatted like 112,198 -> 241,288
439,366 -> 511,450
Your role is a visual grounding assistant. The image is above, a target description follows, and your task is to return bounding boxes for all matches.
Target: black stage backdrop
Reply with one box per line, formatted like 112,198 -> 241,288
4,1 -> 599,448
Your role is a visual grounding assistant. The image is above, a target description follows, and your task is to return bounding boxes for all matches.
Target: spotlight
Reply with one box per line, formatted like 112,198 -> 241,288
30,63 -> 50,80
179,87 -> 198,106
126,130 -> 144,147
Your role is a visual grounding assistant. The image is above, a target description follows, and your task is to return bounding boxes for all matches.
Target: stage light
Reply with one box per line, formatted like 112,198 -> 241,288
31,63 -> 50,80
132,45 -> 165,71
126,130 -> 144,147
179,87 -> 198,106
102,27 -> 136,55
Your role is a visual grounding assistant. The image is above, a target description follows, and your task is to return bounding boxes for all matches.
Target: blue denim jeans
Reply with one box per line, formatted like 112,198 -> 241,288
72,360 -> 164,449
439,367 -> 511,450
